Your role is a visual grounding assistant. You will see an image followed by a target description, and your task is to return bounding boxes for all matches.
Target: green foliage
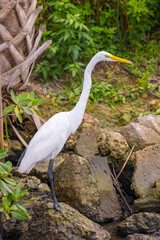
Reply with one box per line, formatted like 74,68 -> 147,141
3,90 -> 43,142
36,0 -> 160,81
3,90 -> 43,122
0,150 -> 28,220
124,0 -> 160,45
36,0 -> 92,80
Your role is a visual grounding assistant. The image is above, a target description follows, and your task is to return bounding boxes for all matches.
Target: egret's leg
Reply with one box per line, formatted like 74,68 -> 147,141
47,159 -> 62,209
47,159 -> 72,217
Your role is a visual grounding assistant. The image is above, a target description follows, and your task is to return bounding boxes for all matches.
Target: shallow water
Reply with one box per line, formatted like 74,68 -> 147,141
102,222 -> 124,240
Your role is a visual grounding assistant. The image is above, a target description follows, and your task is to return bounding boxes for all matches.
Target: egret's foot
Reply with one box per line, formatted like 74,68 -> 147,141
47,201 -> 73,218
47,199 -> 71,212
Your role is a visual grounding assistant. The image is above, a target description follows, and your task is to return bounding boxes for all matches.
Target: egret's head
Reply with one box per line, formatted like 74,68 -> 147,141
96,51 -> 132,64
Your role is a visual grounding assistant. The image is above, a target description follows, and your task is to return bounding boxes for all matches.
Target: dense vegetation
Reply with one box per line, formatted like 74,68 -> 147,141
35,0 -> 160,119
37,0 -> 160,79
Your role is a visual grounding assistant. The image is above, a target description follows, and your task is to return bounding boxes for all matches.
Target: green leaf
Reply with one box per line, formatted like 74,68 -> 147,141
5,161 -> 12,172
10,210 -> 29,220
17,189 -> 28,198
19,99 -> 31,106
0,149 -> 8,159
30,91 -> 36,100
14,106 -> 22,123
15,184 -> 21,197
31,99 -> 39,106
1,180 -> 14,194
17,93 -> 28,104
33,108 -> 41,117
0,180 -> 7,196
7,193 -> 12,207
11,90 -> 17,103
0,165 -> 9,175
4,178 -> 16,186
3,104 -> 15,115
15,203 -> 28,213
20,106 -> 33,115
9,204 -> 18,211
0,161 -> 12,172
4,212 -> 10,220
37,98 -> 43,105
3,196 -> 9,210
0,207 -> 4,212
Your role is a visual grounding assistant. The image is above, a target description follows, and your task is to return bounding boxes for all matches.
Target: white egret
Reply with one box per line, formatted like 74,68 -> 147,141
18,51 -> 132,215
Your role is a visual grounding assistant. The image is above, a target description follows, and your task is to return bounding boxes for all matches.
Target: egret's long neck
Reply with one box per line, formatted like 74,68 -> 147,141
70,55 -> 99,132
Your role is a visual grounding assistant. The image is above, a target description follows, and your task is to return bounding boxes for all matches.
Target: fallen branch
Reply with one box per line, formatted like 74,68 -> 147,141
111,172 -> 133,215
119,64 -> 141,78
116,145 -> 135,180
7,116 -> 28,148
149,91 -> 160,99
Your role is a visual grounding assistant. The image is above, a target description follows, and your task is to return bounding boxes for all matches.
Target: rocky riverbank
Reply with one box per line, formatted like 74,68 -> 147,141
1,115 -> 160,239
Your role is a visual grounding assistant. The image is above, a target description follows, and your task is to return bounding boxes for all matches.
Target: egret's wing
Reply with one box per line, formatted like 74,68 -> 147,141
19,112 -> 71,173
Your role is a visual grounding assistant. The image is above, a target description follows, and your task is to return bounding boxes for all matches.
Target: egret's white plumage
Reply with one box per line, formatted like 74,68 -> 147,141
18,51 -> 131,214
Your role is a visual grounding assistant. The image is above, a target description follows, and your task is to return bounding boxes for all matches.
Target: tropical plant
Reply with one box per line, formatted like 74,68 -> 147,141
0,150 -> 28,220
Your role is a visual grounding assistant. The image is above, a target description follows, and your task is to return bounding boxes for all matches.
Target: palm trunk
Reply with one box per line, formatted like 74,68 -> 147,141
0,0 -> 51,90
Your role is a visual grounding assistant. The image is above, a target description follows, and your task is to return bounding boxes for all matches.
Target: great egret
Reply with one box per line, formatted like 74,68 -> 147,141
19,51 -> 132,215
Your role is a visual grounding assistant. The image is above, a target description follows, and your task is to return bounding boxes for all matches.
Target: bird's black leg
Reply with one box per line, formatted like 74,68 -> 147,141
47,159 -> 72,216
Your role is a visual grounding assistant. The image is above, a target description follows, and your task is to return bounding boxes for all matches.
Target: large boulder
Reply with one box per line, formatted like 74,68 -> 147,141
121,123 -> 160,150
54,154 -> 122,222
75,128 -> 99,157
1,175 -> 111,240
131,144 -> 160,197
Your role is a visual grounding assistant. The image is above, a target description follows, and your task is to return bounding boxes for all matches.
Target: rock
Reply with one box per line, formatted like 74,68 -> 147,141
126,231 -> 160,240
97,131 -> 129,162
131,144 -> 160,197
134,116 -> 160,135
75,128 -> 99,157
54,154 -> 122,222
117,212 -> 160,237
11,139 -> 24,152
134,196 -> 160,212
1,192 -> 111,240
121,123 -> 160,150
19,175 -> 41,189
134,177 -> 160,212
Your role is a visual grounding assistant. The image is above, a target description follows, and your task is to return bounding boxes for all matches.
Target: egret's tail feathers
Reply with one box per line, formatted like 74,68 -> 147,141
17,148 -> 27,167
19,160 -> 36,174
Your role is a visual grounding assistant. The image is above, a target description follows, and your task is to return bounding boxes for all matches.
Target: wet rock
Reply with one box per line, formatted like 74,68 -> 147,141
126,231 -> 160,240
75,128 -> 99,157
121,123 -> 160,150
131,144 -> 160,197
26,202 -> 111,240
97,131 -> 129,162
117,212 -> 160,237
134,196 -> 160,212
1,186 -> 111,240
54,154 -> 122,222
134,178 -> 160,212
134,116 -> 160,135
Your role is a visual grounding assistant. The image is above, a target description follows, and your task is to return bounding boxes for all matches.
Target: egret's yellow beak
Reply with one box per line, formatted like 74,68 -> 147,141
106,55 -> 133,64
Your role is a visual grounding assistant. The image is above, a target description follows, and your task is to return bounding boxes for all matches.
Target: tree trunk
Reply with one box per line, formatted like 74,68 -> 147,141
0,0 -> 51,90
